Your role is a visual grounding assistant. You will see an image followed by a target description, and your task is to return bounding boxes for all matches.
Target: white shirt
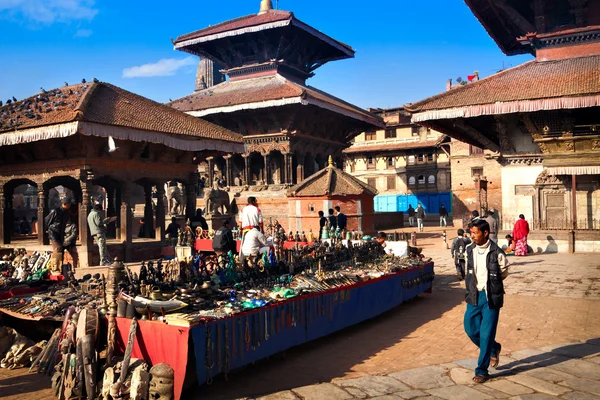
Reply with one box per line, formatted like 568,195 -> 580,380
240,204 -> 263,229
241,229 -> 269,256
472,240 -> 509,291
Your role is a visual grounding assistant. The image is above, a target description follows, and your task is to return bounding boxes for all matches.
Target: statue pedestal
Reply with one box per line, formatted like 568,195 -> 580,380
205,214 -> 235,230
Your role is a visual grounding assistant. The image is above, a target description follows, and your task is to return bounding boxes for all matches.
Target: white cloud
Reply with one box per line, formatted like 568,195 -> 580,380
0,0 -> 98,23
74,28 -> 92,37
122,57 -> 197,78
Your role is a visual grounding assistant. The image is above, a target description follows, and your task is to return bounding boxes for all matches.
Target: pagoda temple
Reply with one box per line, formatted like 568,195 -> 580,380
405,0 -> 600,252
169,0 -> 383,228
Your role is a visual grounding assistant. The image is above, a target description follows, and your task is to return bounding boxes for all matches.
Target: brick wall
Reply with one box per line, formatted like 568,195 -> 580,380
450,139 -> 503,227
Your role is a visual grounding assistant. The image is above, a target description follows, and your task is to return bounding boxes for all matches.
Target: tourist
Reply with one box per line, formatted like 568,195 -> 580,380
484,210 -> 498,243
335,206 -> 347,231
439,204 -> 448,227
512,214 -> 530,256
45,197 -> 73,270
407,204 -> 415,227
375,231 -> 387,248
416,204 -> 426,232
63,221 -> 79,270
328,208 -> 337,231
87,202 -> 116,266
318,210 -> 327,240
166,217 -> 180,247
470,210 -> 481,224
212,219 -> 236,255
138,218 -> 148,238
241,226 -> 270,257
31,216 -> 38,235
451,228 -> 470,280
463,218 -> 508,383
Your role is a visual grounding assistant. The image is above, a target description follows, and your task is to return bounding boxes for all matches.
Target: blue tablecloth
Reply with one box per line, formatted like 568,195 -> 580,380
191,262 -> 434,386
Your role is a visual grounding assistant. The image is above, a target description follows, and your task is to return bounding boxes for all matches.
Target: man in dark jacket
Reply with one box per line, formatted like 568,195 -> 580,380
464,219 -> 509,383
335,206 -> 347,231
439,204 -> 448,227
166,217 -> 180,246
327,208 -> 337,231
318,211 -> 327,240
45,197 -> 72,271
212,219 -> 236,254
63,222 -> 79,270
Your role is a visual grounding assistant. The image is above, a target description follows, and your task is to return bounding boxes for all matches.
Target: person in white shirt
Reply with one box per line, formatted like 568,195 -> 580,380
241,227 -> 270,257
464,218 -> 509,384
240,196 -> 263,232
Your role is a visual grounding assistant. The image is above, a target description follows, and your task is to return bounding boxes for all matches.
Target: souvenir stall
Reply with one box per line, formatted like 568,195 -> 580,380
0,231 -> 433,400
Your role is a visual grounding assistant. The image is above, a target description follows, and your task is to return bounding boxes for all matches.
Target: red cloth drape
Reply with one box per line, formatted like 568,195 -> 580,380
512,219 -> 530,240
114,318 -> 190,400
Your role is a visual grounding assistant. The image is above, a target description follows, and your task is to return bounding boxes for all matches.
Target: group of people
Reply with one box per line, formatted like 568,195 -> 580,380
317,207 -> 347,239
406,203 -> 448,231
13,216 -> 38,235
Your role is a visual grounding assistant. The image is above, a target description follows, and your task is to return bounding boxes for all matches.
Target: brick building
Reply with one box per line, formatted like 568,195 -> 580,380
288,157 -> 377,235
406,0 -> 600,252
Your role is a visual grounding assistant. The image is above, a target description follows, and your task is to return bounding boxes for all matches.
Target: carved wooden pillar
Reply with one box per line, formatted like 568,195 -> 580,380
263,154 -> 269,185
143,185 -> 155,238
155,184 -> 166,242
120,183 -> 133,261
0,188 -> 5,246
224,154 -> 233,186
206,157 -> 215,187
243,154 -> 250,185
283,153 -> 293,184
572,174 -> 577,230
79,181 -> 91,247
107,187 -> 118,239
296,153 -> 305,183
37,188 -> 49,245
186,173 -> 199,221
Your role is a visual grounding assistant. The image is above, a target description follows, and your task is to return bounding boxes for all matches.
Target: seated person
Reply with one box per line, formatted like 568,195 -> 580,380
190,208 -> 209,231
166,217 -> 180,246
212,220 -> 236,255
505,234 -> 515,254
241,227 -> 270,257
375,231 -> 387,248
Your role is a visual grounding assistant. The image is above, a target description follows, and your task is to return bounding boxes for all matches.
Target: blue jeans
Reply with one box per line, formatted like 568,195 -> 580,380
464,290 -> 501,376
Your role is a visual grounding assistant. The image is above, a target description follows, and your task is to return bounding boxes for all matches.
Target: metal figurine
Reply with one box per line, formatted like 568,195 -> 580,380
149,363 -> 175,400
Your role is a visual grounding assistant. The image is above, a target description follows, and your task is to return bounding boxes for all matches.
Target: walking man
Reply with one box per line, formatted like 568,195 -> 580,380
327,208 -> 337,231
87,202 -> 116,266
439,204 -> 448,227
407,204 -> 415,227
416,204 -> 426,232
464,218 -> 509,383
335,206 -> 347,231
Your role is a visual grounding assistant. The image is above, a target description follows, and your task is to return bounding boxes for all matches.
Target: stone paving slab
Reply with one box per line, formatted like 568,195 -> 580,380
562,392 -> 600,400
505,375 -> 571,396
426,385 -> 493,400
291,383 -> 353,400
257,391 -> 299,400
484,380 -> 535,396
559,377 -> 600,396
388,365 -> 454,390
335,376 -> 410,397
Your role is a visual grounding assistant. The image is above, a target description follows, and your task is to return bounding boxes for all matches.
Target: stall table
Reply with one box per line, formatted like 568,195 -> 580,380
114,262 -> 434,400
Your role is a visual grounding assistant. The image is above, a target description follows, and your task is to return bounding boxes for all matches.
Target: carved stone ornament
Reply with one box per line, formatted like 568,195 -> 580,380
537,142 -> 549,153
592,139 -> 600,150
535,170 -> 564,186
565,140 -> 575,151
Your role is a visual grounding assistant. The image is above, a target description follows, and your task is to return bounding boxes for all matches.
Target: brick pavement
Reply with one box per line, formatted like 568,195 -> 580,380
1,226 -> 599,400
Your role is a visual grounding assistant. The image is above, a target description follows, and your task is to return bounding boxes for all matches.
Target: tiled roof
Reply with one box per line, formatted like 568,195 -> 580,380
406,56 -> 600,113
169,74 -> 383,127
288,162 -> 378,197
173,9 -> 353,54
0,82 -> 243,144
343,139 -> 445,154
175,10 -> 293,42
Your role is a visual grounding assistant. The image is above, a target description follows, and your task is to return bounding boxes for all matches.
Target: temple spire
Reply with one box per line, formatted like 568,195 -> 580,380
328,155 -> 333,166
258,0 -> 273,15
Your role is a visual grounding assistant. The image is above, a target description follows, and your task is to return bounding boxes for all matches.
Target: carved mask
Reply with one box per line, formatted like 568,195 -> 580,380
149,363 -> 174,400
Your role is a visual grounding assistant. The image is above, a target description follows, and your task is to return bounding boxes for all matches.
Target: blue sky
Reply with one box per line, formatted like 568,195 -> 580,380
0,0 -> 531,109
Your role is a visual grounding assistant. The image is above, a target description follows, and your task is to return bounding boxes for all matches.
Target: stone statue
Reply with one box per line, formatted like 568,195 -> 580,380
204,182 -> 231,216
167,183 -> 184,216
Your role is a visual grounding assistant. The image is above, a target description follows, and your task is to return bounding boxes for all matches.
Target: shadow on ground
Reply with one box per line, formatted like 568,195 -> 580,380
184,270 -> 465,400
494,339 -> 600,377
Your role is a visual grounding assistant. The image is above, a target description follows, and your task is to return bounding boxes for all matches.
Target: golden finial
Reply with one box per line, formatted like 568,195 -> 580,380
258,0 -> 273,14
328,155 -> 333,166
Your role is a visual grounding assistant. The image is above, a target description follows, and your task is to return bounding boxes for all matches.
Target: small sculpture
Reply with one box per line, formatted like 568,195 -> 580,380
149,363 -> 175,400
294,231 -> 300,242
306,229 -> 314,243
288,232 -> 294,242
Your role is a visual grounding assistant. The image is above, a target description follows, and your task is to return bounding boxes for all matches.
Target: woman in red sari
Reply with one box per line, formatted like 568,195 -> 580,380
512,214 -> 530,256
